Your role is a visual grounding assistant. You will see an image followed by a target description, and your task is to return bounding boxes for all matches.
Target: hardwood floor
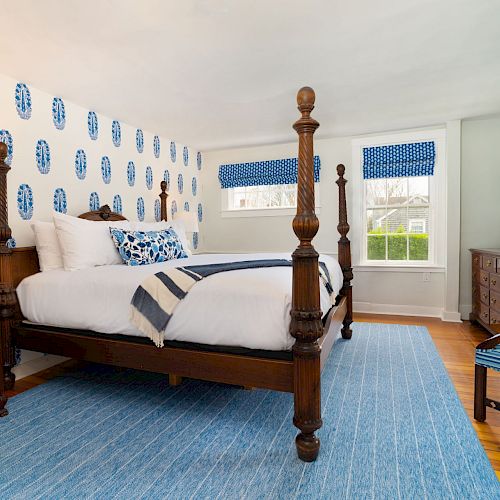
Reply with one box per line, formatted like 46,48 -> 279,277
6,315 -> 500,479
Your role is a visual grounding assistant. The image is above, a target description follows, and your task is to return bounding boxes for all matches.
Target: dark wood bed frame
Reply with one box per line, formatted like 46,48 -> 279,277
0,87 -> 352,462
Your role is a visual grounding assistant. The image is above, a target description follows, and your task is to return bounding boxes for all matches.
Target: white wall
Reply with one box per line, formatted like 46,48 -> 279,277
201,129 -> 459,319
0,73 -> 204,377
459,116 -> 500,318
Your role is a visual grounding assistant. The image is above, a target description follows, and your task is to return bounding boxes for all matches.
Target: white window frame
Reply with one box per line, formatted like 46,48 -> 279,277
409,218 -> 426,234
352,129 -> 446,269
221,183 -> 321,218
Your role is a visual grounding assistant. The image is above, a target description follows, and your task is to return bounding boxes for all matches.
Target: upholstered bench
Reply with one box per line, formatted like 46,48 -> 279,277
475,334 -> 500,421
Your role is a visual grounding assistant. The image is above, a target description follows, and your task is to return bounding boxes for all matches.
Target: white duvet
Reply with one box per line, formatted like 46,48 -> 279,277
17,253 -> 343,351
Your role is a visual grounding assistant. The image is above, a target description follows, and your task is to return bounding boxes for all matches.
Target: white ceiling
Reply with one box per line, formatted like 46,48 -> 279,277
1,0 -> 499,151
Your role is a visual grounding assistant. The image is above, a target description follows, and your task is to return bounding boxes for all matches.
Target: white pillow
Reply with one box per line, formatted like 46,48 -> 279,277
31,221 -> 64,271
53,212 -> 131,271
132,220 -> 192,255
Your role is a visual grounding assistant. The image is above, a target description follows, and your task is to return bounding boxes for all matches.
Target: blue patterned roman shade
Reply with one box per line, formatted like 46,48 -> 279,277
218,156 -> 321,189
363,141 -> 435,179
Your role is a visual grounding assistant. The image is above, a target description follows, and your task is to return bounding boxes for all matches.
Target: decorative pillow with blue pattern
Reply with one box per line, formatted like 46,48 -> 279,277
109,228 -> 188,266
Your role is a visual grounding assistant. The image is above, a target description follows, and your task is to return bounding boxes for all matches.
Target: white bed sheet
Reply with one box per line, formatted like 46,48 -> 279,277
17,253 -> 343,351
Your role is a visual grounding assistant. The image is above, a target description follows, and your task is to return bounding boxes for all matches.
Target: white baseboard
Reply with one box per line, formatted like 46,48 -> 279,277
12,353 -> 69,380
460,304 -> 472,321
440,310 -> 463,323
353,301 -> 444,319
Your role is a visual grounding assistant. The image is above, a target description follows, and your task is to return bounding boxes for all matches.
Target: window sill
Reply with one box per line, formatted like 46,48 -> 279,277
354,264 -> 445,273
221,206 -> 321,218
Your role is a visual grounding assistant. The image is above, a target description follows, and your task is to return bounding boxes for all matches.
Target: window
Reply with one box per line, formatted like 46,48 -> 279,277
228,184 -> 297,210
366,177 -> 431,262
219,155 -> 320,216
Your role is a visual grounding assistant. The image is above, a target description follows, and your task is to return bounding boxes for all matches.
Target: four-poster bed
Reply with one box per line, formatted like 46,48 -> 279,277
0,87 -> 353,462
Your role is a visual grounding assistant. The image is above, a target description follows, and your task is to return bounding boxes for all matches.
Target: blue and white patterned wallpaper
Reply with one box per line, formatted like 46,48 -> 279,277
0,73 -> 204,249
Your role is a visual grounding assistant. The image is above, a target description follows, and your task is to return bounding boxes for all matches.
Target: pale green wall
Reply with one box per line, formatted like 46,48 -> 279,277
460,116 -> 500,317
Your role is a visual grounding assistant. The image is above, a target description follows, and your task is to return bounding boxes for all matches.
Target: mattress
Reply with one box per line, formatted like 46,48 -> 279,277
16,253 -> 343,351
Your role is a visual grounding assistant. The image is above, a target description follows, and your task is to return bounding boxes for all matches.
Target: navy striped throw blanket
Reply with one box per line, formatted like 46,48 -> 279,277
130,259 -> 334,347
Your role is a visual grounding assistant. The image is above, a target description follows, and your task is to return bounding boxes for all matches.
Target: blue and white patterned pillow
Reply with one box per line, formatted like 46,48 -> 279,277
109,228 -> 188,266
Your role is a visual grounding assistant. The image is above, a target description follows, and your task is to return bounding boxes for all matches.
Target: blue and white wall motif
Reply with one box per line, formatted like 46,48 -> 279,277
197,151 -> 202,171
74,149 -> 87,180
192,232 -> 198,249
1,74 -> 203,250
184,201 -> 189,212
89,192 -> 100,211
0,129 -> 13,165
35,139 -> 51,174
113,194 -> 122,214
17,184 -> 34,220
126,161 -> 135,187
53,188 -> 67,214
170,141 -> 176,163
111,120 -> 121,147
101,156 -> 111,184
52,97 -> 66,130
154,199 -> 161,222
87,111 -> 98,140
197,203 -> 203,223
153,135 -> 160,158
15,83 -> 32,120
164,169 -> 170,190
183,146 -> 189,166
136,129 -> 144,153
146,166 -> 153,190
137,196 -> 145,221
178,173 -> 183,194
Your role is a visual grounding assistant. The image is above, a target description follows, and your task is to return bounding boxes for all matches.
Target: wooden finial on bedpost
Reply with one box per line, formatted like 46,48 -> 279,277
160,181 -> 169,221
0,142 -> 16,417
290,87 -> 322,462
336,164 -> 353,339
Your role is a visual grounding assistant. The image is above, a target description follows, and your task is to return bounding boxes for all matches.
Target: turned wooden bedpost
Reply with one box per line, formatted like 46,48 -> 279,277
290,87 -> 322,462
336,164 -> 353,339
0,143 -> 16,417
160,181 -> 169,222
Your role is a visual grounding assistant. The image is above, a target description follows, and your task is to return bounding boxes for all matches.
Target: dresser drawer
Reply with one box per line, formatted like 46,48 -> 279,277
481,255 -> 495,271
479,303 -> 490,324
480,285 -> 490,306
490,273 -> 500,292
490,289 -> 500,311
479,269 -> 490,287
489,310 -> 500,332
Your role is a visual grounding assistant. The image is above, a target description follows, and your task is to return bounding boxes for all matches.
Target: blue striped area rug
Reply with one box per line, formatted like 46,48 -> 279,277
0,323 -> 498,499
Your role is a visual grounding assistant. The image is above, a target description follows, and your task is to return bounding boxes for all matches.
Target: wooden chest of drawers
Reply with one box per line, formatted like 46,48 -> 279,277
471,249 -> 500,335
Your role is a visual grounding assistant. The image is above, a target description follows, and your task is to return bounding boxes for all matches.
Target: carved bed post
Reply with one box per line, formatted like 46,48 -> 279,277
290,87 -> 322,462
160,181 -> 169,222
336,164 -> 353,339
0,143 -> 16,417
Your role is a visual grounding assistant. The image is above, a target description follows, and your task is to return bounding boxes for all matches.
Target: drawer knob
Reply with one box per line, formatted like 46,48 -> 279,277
483,312 -> 489,319
492,279 -> 497,286
493,298 -> 497,304
487,260 -> 492,267
483,293 -> 488,300
493,318 -> 497,324
483,276 -> 488,282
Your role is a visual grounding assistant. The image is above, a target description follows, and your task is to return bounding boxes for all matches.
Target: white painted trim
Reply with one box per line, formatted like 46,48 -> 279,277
354,265 -> 445,273
460,304 -> 472,320
440,311 -> 462,322
353,301 -> 443,318
12,354 -> 68,380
